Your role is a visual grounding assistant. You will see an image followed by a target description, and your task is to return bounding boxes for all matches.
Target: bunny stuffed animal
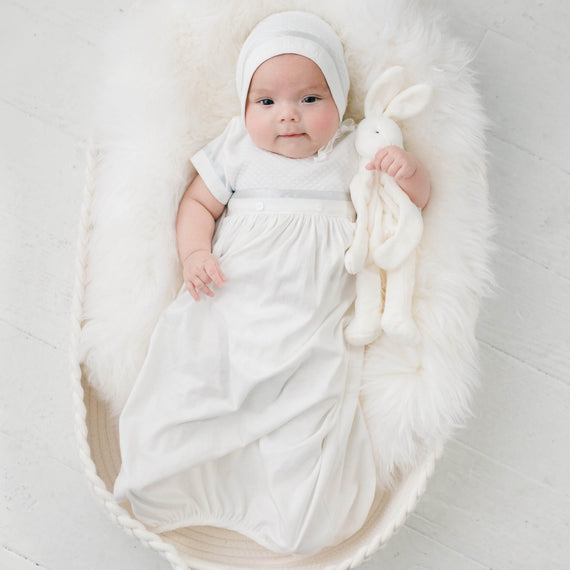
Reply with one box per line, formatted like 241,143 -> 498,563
344,66 -> 432,346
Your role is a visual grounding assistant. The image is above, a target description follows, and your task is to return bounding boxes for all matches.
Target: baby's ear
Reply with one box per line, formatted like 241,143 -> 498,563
364,66 -> 406,117
384,84 -> 432,121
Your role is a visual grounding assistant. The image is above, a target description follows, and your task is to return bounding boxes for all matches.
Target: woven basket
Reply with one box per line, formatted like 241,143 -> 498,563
70,1 -> 490,568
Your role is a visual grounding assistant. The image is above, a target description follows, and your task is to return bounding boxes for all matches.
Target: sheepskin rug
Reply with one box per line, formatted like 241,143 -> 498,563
79,0 -> 491,520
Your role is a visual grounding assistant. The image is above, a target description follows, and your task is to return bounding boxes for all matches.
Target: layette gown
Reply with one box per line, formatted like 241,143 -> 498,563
113,117 -> 378,555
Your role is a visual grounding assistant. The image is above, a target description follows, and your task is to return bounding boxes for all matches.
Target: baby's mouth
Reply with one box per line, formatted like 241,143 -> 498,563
280,133 -> 304,138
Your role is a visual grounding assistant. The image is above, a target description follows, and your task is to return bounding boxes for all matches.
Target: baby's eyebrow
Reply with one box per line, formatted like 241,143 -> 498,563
248,83 -> 330,100
303,83 -> 329,93
248,88 -> 271,99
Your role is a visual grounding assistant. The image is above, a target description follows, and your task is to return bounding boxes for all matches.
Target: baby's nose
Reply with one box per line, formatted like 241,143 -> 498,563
280,104 -> 299,121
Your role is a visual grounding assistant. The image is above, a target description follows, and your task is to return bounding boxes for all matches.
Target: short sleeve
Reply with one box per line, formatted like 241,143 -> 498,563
191,117 -> 244,205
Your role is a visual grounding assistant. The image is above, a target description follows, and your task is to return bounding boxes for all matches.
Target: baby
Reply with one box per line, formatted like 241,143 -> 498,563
179,45 -> 429,302
114,11 -> 429,556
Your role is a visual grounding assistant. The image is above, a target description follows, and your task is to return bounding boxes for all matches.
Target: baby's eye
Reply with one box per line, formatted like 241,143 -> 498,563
259,98 -> 274,106
303,96 -> 319,103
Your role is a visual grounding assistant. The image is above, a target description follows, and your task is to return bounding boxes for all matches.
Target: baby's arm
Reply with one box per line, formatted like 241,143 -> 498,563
366,146 -> 431,209
176,175 -> 226,301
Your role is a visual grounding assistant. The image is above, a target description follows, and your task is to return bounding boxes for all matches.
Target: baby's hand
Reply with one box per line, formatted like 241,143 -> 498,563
365,145 -> 417,180
182,250 -> 226,301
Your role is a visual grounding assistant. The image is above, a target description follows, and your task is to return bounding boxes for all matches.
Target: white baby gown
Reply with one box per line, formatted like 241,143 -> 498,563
113,117 -> 377,556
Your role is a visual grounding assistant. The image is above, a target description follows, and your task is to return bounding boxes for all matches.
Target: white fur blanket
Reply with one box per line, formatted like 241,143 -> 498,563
79,0 -> 492,491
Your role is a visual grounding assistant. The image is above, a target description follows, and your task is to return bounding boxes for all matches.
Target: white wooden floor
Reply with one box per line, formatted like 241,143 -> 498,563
1,0 -> 569,569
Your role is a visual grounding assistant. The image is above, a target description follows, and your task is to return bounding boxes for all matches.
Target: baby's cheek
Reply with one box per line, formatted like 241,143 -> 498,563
245,112 -> 270,147
312,107 -> 340,142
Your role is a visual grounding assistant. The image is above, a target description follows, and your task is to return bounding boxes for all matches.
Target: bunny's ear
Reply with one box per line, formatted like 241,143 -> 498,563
384,83 -> 432,121
364,66 -> 406,117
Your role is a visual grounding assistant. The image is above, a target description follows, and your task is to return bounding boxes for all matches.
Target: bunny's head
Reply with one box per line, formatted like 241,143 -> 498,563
355,66 -> 432,158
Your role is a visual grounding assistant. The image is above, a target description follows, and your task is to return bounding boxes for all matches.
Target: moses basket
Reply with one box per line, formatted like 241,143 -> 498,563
69,0 -> 492,568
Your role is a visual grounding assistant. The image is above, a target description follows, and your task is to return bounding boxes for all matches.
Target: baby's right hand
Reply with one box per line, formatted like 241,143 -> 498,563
182,250 -> 226,301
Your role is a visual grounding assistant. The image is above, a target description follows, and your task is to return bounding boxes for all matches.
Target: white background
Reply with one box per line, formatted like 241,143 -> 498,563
1,0 -> 569,568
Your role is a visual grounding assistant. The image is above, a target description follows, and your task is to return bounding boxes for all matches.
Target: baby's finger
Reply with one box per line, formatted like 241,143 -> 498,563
400,162 -> 417,179
197,285 -> 214,298
380,155 -> 396,173
367,148 -> 387,170
197,269 -> 212,285
206,263 -> 226,288
193,275 -> 214,297
187,282 -> 200,302
197,282 -> 215,297
375,147 -> 389,161
365,158 -> 380,170
386,159 -> 404,177
390,164 -> 404,178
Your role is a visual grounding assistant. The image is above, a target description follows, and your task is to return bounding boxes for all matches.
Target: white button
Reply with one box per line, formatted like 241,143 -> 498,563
255,201 -> 264,211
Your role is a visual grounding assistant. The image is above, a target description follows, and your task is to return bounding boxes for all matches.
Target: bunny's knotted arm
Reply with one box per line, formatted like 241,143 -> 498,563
344,168 -> 374,275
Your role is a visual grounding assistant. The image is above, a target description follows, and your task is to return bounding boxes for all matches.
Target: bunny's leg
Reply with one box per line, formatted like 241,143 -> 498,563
344,264 -> 383,346
381,253 -> 420,345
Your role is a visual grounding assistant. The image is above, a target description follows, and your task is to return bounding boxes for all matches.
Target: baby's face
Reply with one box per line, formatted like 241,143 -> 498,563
245,54 -> 340,159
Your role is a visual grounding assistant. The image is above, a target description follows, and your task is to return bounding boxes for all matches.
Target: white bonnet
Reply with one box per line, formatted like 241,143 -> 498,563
236,11 -> 350,122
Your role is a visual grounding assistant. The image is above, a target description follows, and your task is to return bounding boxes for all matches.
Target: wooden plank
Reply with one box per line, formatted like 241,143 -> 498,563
0,547 -> 46,570
0,417 -> 172,570
0,100 -> 84,351
409,438 -> 570,569
366,342 -> 570,569
476,29 -> 570,174
361,525 -> 488,569
0,1 -> 111,140
477,244 -> 570,384
0,318 -> 77,469
432,0 -> 570,67
460,343 -> 570,499
486,135 -> 569,279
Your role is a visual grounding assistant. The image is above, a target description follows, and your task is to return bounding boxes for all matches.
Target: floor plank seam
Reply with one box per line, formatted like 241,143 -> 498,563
481,25 -> 569,69
1,544 -> 48,569
404,521 -> 489,569
478,338 -> 569,389
0,96 -> 87,144
488,133 -> 570,176
0,317 -> 60,351
493,243 -> 570,282
452,437 -> 570,501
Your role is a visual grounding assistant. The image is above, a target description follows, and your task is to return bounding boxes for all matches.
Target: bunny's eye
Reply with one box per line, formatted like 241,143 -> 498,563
375,130 -> 380,134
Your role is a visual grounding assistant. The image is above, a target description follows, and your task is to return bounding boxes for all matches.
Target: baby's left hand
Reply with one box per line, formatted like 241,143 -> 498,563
365,145 -> 417,180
